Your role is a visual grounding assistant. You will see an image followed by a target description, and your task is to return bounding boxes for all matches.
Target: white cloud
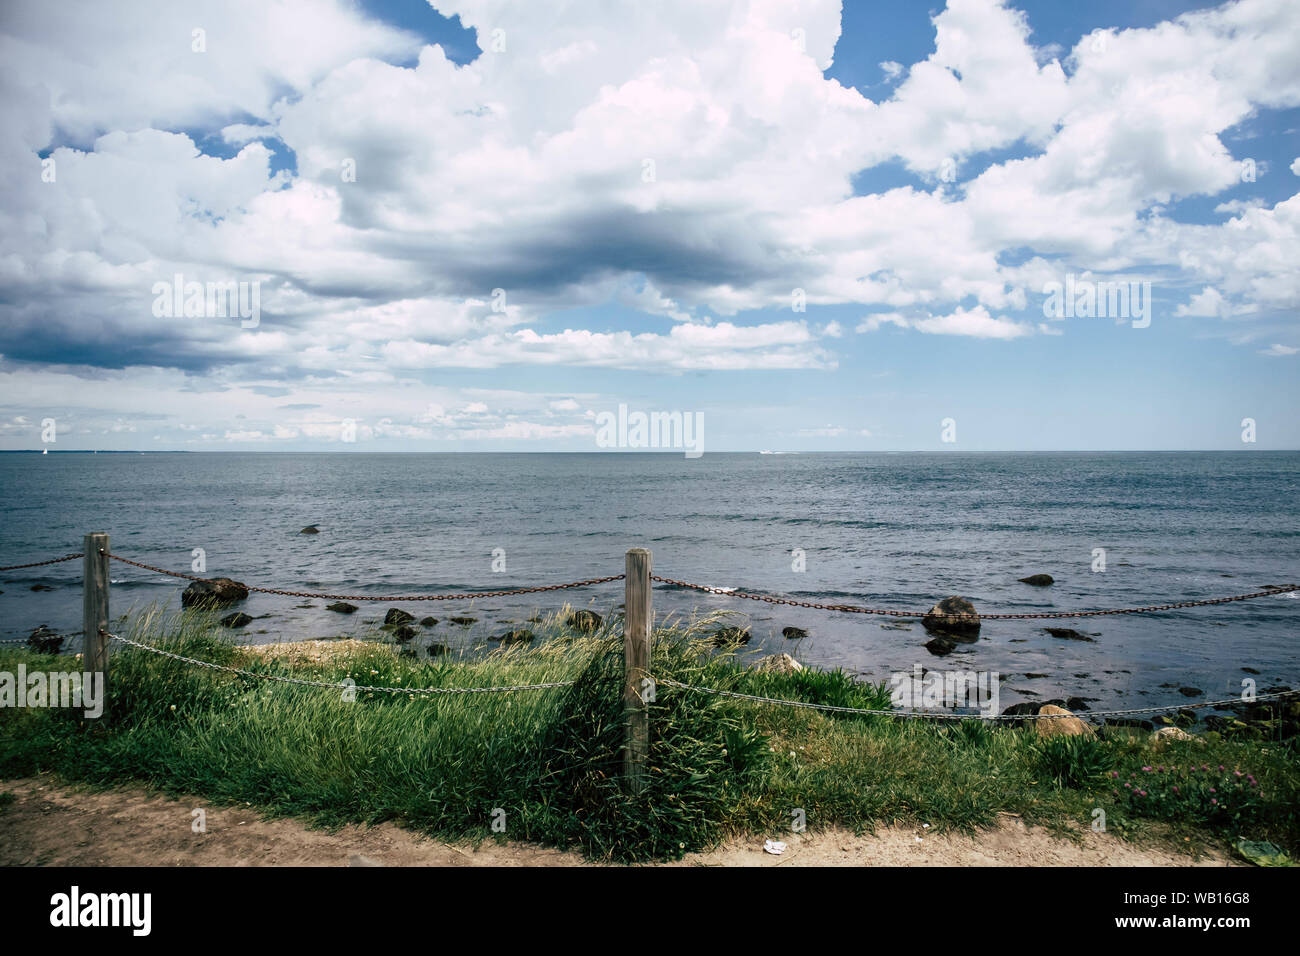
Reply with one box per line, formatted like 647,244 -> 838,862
1258,343 -> 1298,355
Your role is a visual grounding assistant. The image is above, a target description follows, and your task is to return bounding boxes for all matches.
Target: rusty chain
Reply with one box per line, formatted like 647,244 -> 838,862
4,549 -> 1295,619
103,551 -> 624,601
650,575 -> 1299,620
0,553 -> 84,572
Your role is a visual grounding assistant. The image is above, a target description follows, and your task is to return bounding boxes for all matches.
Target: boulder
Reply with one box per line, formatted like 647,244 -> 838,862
326,602 -> 358,614
711,626 -> 751,646
220,612 -> 253,628
752,653 -> 803,675
1033,704 -> 1094,738
26,625 -> 63,654
566,610 -> 602,633
781,626 -> 808,640
384,608 -> 416,626
1043,627 -> 1094,642
392,625 -> 418,642
921,596 -> 980,640
299,525 -> 320,534
181,577 -> 249,609
924,636 -> 957,656
498,628 -> 534,645
999,702 -> 1042,727
419,617 -> 438,627
1151,726 -> 1197,743
1018,574 -> 1054,586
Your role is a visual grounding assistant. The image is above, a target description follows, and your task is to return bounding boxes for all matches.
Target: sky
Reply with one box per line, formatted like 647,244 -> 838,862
0,0 -> 1296,452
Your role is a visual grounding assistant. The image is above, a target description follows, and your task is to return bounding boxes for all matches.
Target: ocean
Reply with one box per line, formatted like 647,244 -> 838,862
2,450 -> 1296,712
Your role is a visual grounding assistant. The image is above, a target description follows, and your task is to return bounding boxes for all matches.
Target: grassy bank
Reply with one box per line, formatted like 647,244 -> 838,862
2,610 -> 1297,863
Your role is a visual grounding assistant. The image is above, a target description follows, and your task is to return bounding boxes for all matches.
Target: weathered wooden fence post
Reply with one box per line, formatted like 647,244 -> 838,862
623,548 -> 652,794
83,532 -> 110,718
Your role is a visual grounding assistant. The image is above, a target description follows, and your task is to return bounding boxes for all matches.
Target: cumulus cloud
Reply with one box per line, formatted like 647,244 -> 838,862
0,0 -> 1298,444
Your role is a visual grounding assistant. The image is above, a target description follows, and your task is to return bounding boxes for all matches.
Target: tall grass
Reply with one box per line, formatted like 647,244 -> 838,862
2,607 -> 1296,861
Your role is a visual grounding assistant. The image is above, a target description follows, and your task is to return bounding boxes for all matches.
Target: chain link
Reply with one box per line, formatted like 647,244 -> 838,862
104,632 -> 575,695
655,677 -> 1300,720
0,553 -> 84,572
103,552 -> 624,602
651,576 -> 1300,619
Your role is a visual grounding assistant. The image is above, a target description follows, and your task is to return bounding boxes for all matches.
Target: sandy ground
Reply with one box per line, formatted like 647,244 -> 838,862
0,775 -> 1234,867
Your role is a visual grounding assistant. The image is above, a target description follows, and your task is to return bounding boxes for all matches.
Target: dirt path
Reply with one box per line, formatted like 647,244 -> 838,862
0,776 -> 1234,867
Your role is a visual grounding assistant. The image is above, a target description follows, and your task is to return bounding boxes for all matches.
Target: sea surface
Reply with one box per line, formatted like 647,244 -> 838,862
2,451 -> 1297,712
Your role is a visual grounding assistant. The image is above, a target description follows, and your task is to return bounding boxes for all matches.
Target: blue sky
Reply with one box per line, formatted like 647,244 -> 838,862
0,0 -> 1296,451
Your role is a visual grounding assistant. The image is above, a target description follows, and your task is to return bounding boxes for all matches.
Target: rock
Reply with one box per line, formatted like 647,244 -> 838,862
392,625 -> 418,642
1104,717 -> 1154,732
497,628 -> 534,645
1065,696 -> 1093,712
924,636 -> 957,656
565,610 -> 602,633
326,602 -> 358,614
1034,704 -> 1094,737
220,612 -> 253,628
181,577 -> 250,609
1043,627 -> 1094,642
1018,574 -> 1054,586
1242,667 -> 1261,674
299,525 -> 320,534
1151,726 -> 1197,743
999,702 -> 1042,727
384,608 -> 416,626
427,643 -> 449,657
711,626 -> 751,646
921,596 -> 980,640
1178,686 -> 1204,697
449,616 -> 477,626
419,617 -> 438,627
29,584 -> 54,592
26,625 -> 63,654
752,653 -> 803,675
781,626 -> 808,640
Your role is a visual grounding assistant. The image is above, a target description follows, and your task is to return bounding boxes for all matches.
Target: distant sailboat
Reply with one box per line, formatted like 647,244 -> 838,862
42,448 -> 47,455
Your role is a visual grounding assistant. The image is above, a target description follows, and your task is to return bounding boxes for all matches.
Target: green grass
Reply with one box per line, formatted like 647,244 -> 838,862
2,607 -> 1297,862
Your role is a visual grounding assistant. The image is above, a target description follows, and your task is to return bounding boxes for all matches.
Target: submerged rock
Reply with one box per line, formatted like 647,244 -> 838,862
427,643 -> 449,657
449,616 -> 477,626
384,608 -> 416,626
566,610 -> 602,633
29,584 -> 54,592
781,626 -> 808,640
497,628 -> 535,645
299,525 -> 320,534
220,612 -> 253,628
924,636 -> 957,656
711,626 -> 751,646
1043,627 -> 1095,642
326,602 -> 358,614
1018,574 -> 1054,586
419,617 -> 438,627
921,596 -> 980,640
181,577 -> 250,609
392,625 -> 418,642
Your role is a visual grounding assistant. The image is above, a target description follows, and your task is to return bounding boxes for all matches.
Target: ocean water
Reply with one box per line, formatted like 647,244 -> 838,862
1,451 -> 1296,712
